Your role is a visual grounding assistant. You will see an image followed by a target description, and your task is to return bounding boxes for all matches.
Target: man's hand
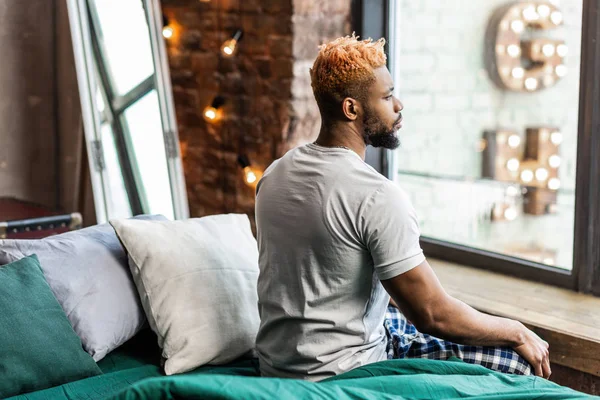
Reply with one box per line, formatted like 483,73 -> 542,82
513,325 -> 551,378
381,260 -> 553,379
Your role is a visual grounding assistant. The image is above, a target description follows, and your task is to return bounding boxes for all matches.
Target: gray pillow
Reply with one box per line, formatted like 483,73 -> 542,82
110,214 -> 260,375
0,214 -> 167,361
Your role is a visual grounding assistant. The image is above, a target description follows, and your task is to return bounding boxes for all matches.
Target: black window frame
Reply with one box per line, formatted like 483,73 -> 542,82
353,0 -> 600,296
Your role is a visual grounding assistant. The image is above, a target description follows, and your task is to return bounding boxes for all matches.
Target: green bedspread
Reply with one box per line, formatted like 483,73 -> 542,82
110,358 -> 594,400
9,329 -> 598,400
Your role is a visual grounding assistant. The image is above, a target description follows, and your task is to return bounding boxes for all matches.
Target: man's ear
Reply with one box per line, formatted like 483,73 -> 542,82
342,97 -> 359,121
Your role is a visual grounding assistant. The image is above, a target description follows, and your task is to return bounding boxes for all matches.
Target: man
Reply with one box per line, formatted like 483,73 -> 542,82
254,35 -> 550,382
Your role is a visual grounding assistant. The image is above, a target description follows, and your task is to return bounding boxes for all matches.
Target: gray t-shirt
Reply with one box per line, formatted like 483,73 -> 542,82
255,143 -> 425,381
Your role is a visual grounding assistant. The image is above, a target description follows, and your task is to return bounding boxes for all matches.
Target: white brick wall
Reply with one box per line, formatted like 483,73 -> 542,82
390,0 -> 583,269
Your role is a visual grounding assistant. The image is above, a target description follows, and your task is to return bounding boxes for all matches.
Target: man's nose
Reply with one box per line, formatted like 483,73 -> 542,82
394,98 -> 404,113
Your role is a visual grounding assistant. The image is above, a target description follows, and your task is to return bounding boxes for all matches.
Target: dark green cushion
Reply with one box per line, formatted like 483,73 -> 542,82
0,254 -> 102,398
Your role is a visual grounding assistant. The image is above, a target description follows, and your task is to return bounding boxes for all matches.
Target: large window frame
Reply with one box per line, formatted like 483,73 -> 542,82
66,0 -> 189,222
353,0 -> 600,296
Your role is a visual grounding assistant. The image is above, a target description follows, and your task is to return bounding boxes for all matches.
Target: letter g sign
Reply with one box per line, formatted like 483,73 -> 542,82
485,2 -> 568,92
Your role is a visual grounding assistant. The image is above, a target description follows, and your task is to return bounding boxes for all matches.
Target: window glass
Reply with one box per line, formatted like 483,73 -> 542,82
390,0 -> 582,270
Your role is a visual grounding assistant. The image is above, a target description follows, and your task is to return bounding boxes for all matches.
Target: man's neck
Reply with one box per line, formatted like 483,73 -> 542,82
314,123 -> 367,160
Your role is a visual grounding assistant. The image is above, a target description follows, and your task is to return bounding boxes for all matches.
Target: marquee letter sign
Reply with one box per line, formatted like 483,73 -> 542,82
485,1 -> 568,92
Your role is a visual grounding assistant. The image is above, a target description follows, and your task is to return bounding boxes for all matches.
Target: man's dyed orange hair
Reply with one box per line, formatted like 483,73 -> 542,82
310,34 -> 387,117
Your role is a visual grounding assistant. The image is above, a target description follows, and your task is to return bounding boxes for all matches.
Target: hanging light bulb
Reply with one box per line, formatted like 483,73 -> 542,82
237,155 -> 263,189
221,29 -> 244,57
203,96 -> 226,123
162,15 -> 174,39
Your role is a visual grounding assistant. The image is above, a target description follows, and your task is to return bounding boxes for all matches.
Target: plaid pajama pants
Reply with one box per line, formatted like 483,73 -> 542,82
384,306 -> 533,375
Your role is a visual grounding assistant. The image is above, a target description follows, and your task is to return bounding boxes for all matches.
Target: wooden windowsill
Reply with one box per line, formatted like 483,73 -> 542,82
429,258 -> 600,377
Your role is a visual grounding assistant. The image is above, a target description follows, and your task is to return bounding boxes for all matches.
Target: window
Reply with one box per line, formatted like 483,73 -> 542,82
66,0 -> 188,222
355,0 -> 600,294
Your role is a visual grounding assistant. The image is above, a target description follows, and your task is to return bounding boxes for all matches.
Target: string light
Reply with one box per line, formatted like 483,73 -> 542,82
555,64 -> 568,77
221,29 -> 244,57
237,155 -> 263,189
203,96 -> 226,123
162,15 -> 173,39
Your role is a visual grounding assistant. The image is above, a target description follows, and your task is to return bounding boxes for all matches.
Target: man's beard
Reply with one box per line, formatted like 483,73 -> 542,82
362,109 -> 401,150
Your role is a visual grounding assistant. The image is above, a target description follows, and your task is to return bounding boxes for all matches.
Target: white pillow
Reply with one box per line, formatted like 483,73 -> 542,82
110,214 -> 260,375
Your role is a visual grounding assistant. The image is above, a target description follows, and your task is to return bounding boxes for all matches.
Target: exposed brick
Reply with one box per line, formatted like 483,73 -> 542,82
163,0 -> 351,219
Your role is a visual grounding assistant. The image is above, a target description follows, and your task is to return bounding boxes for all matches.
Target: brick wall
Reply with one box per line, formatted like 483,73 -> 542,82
161,0 -> 351,224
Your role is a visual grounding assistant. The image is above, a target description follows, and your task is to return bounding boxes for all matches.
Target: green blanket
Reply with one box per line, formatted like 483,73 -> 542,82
110,358 -> 595,400
9,328 -> 597,400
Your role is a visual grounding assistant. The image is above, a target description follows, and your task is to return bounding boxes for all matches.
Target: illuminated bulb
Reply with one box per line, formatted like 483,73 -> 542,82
507,158 -> 520,172
551,131 -> 563,145
203,107 -> 217,121
550,11 -> 563,25
511,20 -> 525,33
220,29 -> 243,57
504,207 -> 518,221
525,77 -> 538,91
549,154 -> 561,168
545,64 -> 554,74
548,177 -> 561,190
244,168 -> 257,184
555,64 -> 567,77
506,185 -> 520,197
507,44 -> 521,57
535,167 -> 549,181
221,40 -> 236,55
508,134 -> 521,148
542,43 -> 555,57
537,4 -> 551,17
521,169 -> 534,183
203,96 -> 225,123
500,67 -> 511,76
243,166 -> 263,188
512,67 -> 525,79
543,257 -> 555,265
162,26 -> 174,39
557,44 -> 568,57
522,5 -> 539,21
497,133 -> 507,144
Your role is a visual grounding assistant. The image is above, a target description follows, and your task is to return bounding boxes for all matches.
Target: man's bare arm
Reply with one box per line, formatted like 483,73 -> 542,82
381,259 -> 551,378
